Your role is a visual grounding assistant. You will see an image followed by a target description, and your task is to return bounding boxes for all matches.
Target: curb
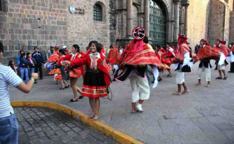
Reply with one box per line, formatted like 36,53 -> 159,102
11,101 -> 144,144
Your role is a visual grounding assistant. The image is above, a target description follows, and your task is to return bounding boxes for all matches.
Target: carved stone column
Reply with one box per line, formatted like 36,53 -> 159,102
144,0 -> 150,37
127,0 -> 133,37
173,0 -> 181,41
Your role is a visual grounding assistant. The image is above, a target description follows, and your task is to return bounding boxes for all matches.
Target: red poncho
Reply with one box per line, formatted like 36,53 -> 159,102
231,46 -> 234,52
118,40 -> 165,68
197,45 -> 220,60
214,44 -> 230,57
196,39 -> 220,60
108,47 -> 119,64
175,34 -> 190,62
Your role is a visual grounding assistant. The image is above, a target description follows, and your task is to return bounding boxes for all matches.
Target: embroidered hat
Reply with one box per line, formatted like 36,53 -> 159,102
132,26 -> 145,40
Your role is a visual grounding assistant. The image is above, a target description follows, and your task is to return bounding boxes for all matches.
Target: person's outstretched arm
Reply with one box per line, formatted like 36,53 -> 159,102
17,73 -> 38,93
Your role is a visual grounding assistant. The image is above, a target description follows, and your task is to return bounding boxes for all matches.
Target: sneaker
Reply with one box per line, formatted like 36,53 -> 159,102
137,104 -> 143,112
70,98 -> 78,102
223,76 -> 228,80
34,81 -> 37,84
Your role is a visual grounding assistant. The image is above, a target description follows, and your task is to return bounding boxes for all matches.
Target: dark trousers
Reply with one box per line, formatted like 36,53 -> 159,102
230,62 -> 234,72
35,63 -> 43,79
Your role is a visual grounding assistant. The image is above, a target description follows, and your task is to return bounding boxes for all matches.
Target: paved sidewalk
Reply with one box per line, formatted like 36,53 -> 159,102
15,107 -> 117,144
10,62 -> 234,144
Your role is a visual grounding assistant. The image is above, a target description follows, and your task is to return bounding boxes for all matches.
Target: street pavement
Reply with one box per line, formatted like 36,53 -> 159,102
10,62 -> 234,144
15,107 -> 117,144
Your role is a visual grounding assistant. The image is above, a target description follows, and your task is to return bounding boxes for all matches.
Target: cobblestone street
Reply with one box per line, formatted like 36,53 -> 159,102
15,107 -> 117,144
11,63 -> 234,144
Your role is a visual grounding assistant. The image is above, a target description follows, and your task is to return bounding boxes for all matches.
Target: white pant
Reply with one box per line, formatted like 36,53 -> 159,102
198,67 -> 211,82
218,65 -> 225,70
129,75 -> 150,103
176,72 -> 185,84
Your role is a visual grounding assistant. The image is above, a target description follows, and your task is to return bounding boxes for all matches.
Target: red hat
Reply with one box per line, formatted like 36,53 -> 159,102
178,34 -> 188,45
200,38 -> 210,46
216,38 -> 226,45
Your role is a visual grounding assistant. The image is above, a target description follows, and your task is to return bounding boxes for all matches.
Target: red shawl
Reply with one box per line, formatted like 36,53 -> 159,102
196,45 -> 220,60
175,34 -> 190,62
216,44 -> 230,56
70,51 -> 111,86
118,40 -> 164,68
231,46 -> 234,52
47,50 -> 60,62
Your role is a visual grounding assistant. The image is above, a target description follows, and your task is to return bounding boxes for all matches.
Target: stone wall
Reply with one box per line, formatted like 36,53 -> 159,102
109,0 -> 118,44
208,0 -> 225,46
0,0 -> 68,64
66,0 -> 110,51
187,0 -> 210,48
229,11 -> 234,43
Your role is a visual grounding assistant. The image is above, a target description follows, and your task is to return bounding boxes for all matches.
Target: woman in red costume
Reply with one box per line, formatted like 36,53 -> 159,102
62,41 -> 111,120
59,44 -> 84,102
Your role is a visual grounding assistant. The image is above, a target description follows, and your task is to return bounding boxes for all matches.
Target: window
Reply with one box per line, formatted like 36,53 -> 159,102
0,1 -> 2,11
93,4 -> 102,21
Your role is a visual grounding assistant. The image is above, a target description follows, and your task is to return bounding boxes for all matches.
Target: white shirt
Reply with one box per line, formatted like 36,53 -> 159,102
0,64 -> 22,118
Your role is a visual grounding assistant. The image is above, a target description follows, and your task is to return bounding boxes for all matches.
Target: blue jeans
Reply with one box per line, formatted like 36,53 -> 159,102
0,114 -> 18,144
20,67 -> 29,83
28,67 -> 35,79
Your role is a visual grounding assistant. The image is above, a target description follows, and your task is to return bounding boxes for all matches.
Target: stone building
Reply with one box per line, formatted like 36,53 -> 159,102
0,0 -> 234,64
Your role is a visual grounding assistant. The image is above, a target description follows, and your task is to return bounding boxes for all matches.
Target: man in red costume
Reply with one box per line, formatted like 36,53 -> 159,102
115,26 -> 165,113
173,34 -> 192,95
214,39 -> 230,80
195,39 -> 220,87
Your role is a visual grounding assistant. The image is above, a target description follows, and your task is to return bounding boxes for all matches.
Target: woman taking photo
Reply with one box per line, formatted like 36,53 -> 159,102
62,41 -> 111,120
58,44 -> 84,102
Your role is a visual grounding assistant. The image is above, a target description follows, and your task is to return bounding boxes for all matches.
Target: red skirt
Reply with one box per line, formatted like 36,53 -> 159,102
82,70 -> 108,98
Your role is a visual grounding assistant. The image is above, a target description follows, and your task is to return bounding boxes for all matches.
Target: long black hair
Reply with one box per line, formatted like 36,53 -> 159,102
21,53 -> 26,58
26,52 -> 31,59
59,49 -> 66,55
73,44 -> 80,53
0,41 -> 3,53
89,41 -> 102,52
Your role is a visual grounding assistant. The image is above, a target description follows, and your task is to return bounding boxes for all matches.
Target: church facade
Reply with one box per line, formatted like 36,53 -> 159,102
0,0 -> 234,64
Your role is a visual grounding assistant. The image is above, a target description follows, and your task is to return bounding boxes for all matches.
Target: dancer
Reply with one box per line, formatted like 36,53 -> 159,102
56,49 -> 69,90
162,43 -> 175,77
214,39 -> 230,80
229,43 -> 234,73
58,44 -> 84,102
173,34 -> 192,95
115,26 -> 164,113
195,39 -> 220,87
62,41 -> 111,120
108,44 -> 120,77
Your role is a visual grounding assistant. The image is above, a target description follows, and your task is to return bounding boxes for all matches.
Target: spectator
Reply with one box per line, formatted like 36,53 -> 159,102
20,53 -> 30,83
17,50 -> 24,66
46,46 -> 54,59
32,47 -> 45,80
0,41 -> 38,144
27,52 -> 37,84
8,60 -> 17,73
17,50 -> 24,76
118,45 -> 123,55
